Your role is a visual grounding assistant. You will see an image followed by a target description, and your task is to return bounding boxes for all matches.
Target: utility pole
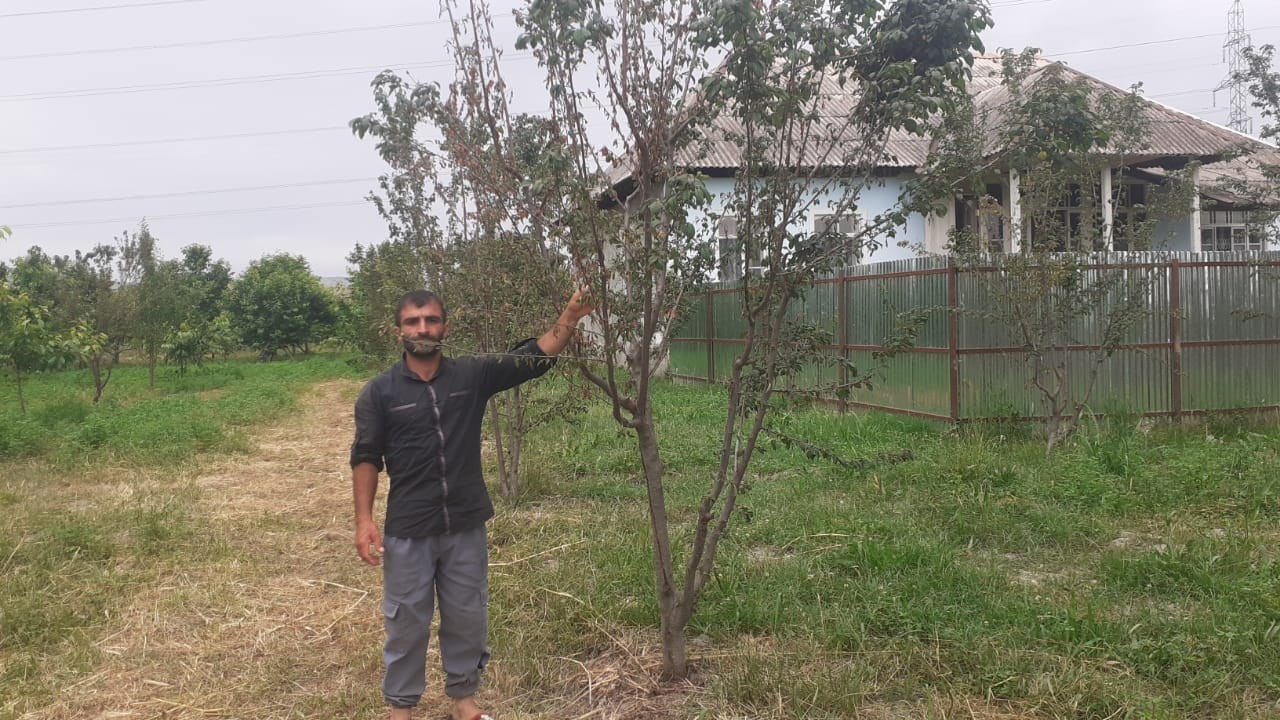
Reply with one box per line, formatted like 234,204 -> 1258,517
1216,0 -> 1253,135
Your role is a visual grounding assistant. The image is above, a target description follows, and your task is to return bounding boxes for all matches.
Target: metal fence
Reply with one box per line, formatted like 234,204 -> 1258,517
667,252 -> 1280,421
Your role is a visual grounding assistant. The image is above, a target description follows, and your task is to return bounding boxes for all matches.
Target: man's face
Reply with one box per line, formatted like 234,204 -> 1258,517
397,301 -> 448,358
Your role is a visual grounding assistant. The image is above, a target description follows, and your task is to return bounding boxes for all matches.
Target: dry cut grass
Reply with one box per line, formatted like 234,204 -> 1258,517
9,378 -> 1082,720
12,381 -> 709,720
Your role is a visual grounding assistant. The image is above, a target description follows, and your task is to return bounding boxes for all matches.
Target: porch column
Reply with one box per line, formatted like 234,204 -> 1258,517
1190,165 -> 1202,251
1100,167 -> 1115,251
1008,168 -> 1022,253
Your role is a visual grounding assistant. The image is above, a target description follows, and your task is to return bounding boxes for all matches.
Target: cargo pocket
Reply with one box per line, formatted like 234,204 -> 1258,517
382,599 -> 411,655
382,599 -> 401,619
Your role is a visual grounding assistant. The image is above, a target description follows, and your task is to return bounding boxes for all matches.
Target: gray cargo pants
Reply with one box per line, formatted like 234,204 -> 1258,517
381,525 -> 490,708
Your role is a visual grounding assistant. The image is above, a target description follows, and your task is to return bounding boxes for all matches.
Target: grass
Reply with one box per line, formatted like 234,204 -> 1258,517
3,362 -> 1279,718
0,355 -> 363,467
0,355 -> 365,718
498,382 -> 1280,718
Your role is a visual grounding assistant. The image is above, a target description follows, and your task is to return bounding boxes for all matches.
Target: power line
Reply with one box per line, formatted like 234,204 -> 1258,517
0,55 -> 538,103
0,177 -> 378,210
989,0 -> 1054,8
0,125 -> 351,154
1050,25 -> 1280,58
0,62 -> 443,102
0,0 -> 207,18
9,199 -> 372,230
0,20 -> 443,62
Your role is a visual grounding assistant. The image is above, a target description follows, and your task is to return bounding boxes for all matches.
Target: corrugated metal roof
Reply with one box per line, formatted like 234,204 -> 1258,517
1194,148 -> 1280,205
606,54 -> 1275,184
973,59 -> 1264,160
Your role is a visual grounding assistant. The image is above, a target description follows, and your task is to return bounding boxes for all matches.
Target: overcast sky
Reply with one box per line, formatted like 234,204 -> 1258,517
2,0 -> 1278,278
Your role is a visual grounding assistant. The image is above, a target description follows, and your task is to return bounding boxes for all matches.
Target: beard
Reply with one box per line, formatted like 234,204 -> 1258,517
402,336 -> 443,358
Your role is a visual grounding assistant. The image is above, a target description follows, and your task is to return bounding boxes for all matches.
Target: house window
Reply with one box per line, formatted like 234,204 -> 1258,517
717,215 -> 741,281
1037,183 -> 1104,251
813,212 -> 863,267
954,183 -> 1007,253
1112,182 -> 1148,251
979,183 -> 1006,253
1200,210 -> 1265,252
718,215 -> 769,281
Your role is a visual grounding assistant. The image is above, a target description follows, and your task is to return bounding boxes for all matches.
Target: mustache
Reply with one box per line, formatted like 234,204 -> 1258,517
403,337 -> 442,354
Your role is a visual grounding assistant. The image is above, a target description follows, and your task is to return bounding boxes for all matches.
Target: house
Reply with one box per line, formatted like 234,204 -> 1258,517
633,54 -> 1279,280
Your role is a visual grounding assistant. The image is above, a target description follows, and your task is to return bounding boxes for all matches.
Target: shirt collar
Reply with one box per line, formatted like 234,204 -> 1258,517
395,353 -> 451,383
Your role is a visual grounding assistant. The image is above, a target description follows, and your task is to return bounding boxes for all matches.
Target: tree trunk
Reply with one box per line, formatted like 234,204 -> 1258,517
634,416 -> 687,679
90,357 -> 113,404
14,367 -> 26,414
489,396 -> 510,504
506,387 -> 523,506
148,359 -> 156,389
1045,412 -> 1070,455
90,358 -> 103,403
661,614 -> 688,680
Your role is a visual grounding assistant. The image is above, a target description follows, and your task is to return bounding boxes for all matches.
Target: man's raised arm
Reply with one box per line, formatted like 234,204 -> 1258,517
536,287 -> 594,357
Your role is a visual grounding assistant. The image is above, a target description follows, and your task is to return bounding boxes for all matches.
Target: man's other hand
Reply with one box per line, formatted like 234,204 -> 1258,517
355,520 -> 383,566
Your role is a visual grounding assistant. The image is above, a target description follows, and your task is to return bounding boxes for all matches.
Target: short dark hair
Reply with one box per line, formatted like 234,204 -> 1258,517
395,290 -> 448,327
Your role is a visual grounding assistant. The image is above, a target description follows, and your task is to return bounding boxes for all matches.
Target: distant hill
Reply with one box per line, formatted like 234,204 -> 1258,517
319,276 -> 350,290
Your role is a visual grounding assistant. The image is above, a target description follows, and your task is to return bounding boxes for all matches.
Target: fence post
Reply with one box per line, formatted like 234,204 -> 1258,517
1170,258 -> 1183,420
947,260 -> 962,421
705,288 -> 715,385
838,270 -> 849,413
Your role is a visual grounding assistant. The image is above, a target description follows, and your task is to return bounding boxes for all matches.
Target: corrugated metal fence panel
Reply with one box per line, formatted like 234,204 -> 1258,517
671,252 -> 1278,419
712,290 -> 746,340
956,253 -> 1171,349
1180,252 -> 1280,343
790,351 -> 845,394
1086,348 -> 1173,415
1177,252 -> 1280,413
673,293 -> 708,340
958,353 -> 1038,418
956,269 -> 1016,350
1070,258 -> 1170,346
846,269 -> 951,349
958,348 -> 1172,419
793,281 -> 840,340
668,341 -> 708,379
712,340 -> 740,381
850,349 -> 952,416
1182,344 -> 1280,411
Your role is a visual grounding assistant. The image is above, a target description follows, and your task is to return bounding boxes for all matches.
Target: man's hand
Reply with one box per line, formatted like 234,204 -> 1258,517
564,286 -> 594,323
538,286 -> 596,357
355,520 -> 383,566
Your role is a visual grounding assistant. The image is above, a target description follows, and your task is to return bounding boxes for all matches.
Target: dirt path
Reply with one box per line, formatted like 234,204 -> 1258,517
23,380 -> 403,720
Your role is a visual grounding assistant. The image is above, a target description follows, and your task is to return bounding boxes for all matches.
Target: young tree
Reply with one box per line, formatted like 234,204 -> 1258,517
226,254 -> 336,360
428,0 -> 989,678
56,244 -> 129,403
204,312 -> 240,361
0,282 -> 102,413
4,242 -> 131,403
1242,44 -> 1279,143
113,222 -> 191,387
162,321 -> 207,375
352,27 -> 587,505
1222,44 -> 1280,247
926,50 -> 1196,452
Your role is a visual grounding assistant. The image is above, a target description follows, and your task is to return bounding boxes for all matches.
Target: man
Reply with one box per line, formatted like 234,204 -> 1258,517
351,287 -> 592,720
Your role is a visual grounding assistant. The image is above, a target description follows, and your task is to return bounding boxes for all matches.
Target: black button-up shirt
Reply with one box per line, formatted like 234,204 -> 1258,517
350,339 -> 555,537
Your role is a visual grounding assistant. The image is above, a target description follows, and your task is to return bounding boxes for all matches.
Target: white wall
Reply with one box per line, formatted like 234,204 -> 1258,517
698,173 -> 929,275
